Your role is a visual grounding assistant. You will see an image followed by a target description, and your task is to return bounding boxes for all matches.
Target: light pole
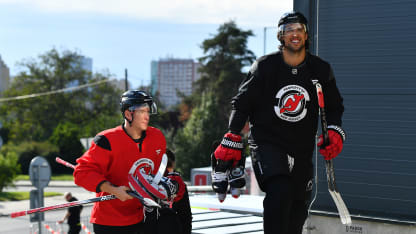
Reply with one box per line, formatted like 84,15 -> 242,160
263,26 -> 277,55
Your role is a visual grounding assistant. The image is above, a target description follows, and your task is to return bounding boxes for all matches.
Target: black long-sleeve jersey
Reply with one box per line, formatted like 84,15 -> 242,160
229,51 -> 344,153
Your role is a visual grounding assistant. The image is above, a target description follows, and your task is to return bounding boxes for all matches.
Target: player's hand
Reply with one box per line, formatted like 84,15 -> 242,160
317,130 -> 343,160
112,186 -> 134,201
214,132 -> 244,164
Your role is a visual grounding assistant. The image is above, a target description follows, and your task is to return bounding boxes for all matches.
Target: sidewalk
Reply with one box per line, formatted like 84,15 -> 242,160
13,180 -> 77,187
0,180 -> 93,217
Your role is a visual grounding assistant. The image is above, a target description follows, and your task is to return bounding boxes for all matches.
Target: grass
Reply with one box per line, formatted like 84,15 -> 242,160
0,174 -> 72,202
15,174 -> 74,181
0,191 -> 63,201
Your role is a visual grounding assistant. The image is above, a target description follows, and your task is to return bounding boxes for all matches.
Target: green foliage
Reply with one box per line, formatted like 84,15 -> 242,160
197,21 -> 256,124
0,151 -> 20,192
150,109 -> 182,147
174,93 -> 224,179
0,48 -> 123,173
0,48 -> 121,145
173,21 -> 255,179
0,141 -> 58,175
49,122 -> 84,173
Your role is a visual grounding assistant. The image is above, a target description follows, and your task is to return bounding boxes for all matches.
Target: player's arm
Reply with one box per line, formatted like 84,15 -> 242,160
323,67 -> 344,128
74,134 -> 131,199
211,60 -> 263,201
318,67 -> 346,160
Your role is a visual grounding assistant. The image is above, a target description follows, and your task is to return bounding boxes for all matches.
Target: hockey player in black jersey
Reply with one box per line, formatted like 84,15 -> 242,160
211,11 -> 345,234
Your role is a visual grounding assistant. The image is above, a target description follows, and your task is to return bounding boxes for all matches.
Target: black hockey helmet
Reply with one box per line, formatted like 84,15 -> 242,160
120,90 -> 157,115
278,11 -> 308,29
277,11 -> 309,49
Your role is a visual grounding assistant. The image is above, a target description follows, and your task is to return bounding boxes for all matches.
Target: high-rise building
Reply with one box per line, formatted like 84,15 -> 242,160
151,58 -> 201,108
0,55 -> 10,94
150,61 -> 158,96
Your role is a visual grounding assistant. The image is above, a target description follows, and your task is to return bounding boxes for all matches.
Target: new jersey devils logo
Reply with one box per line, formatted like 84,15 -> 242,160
275,85 -> 310,122
129,158 -> 155,176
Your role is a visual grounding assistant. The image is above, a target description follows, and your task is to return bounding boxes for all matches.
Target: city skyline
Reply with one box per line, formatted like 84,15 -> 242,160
0,0 -> 292,88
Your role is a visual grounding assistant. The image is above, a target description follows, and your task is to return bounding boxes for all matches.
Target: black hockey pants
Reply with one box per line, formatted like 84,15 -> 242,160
263,175 -> 310,234
93,222 -> 146,234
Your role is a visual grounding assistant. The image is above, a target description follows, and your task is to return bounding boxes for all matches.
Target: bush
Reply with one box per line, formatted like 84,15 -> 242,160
0,141 -> 59,175
49,122 -> 85,173
0,151 -> 21,192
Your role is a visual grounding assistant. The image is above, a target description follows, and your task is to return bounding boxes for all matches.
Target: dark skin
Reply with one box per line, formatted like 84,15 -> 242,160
279,23 -> 308,67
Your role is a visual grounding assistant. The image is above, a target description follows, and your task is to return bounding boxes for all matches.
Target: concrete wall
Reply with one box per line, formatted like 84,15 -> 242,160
304,214 -> 416,234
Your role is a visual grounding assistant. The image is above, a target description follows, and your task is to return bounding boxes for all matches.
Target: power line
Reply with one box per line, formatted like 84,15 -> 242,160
0,79 -> 112,102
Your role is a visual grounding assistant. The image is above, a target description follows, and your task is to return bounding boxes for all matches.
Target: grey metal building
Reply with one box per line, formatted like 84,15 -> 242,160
294,0 -> 416,223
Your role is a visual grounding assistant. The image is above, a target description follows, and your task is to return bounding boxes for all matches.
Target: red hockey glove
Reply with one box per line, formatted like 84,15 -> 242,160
166,172 -> 186,202
214,132 -> 244,166
317,126 -> 345,160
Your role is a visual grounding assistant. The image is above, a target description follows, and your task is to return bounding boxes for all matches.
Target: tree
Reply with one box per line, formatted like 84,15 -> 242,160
0,48 -> 121,143
197,21 -> 256,124
0,151 -> 20,192
174,93 -> 223,179
173,21 -> 256,179
0,48 -> 122,172
49,122 -> 84,173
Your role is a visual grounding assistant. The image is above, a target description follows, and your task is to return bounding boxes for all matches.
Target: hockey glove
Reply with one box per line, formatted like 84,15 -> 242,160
214,132 -> 244,164
229,159 -> 246,198
166,172 -> 186,202
317,126 -> 346,160
212,133 -> 244,202
211,154 -> 232,202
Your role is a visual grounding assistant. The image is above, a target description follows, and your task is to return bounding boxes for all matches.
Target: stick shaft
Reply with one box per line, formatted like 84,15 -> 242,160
55,157 -> 76,169
10,195 -> 116,218
315,82 -> 351,225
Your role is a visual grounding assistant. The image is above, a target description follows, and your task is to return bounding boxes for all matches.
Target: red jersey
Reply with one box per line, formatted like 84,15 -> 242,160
74,125 -> 166,226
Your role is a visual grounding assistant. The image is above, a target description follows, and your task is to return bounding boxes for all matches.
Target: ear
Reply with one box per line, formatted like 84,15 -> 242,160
124,110 -> 133,121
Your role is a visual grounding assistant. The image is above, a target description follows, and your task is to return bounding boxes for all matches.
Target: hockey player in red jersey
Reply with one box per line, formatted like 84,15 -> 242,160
74,90 -> 178,234
211,12 -> 345,234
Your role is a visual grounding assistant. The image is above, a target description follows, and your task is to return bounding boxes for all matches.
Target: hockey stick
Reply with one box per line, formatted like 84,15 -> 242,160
55,157 -> 160,207
56,156 -> 164,207
152,153 -> 167,185
53,157 -> 160,207
9,190 -> 153,218
55,157 -> 76,169
315,82 -> 352,225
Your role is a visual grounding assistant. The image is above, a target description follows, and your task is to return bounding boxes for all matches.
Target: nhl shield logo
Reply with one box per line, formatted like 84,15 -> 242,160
274,85 -> 310,122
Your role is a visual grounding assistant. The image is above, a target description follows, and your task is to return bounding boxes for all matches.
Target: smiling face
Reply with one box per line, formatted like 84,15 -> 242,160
279,23 -> 308,53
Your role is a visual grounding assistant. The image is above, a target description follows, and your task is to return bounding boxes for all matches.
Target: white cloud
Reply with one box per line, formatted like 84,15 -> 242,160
0,0 -> 292,27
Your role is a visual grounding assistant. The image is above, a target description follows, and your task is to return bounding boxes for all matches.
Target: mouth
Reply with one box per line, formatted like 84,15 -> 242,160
290,39 -> 300,45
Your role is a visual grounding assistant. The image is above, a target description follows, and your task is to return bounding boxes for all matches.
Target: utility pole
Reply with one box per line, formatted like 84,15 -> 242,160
263,26 -> 277,55
125,68 -> 128,91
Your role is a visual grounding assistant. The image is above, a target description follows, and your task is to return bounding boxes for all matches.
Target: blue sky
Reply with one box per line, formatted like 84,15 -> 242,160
0,0 -> 292,88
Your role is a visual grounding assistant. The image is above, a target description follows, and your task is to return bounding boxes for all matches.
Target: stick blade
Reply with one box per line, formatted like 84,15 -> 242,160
329,190 -> 352,225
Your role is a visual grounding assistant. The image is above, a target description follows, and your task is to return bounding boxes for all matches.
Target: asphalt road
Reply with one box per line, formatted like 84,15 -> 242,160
0,182 -> 95,234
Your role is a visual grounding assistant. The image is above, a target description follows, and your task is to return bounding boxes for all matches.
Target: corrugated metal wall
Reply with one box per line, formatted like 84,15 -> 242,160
295,0 -> 416,221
